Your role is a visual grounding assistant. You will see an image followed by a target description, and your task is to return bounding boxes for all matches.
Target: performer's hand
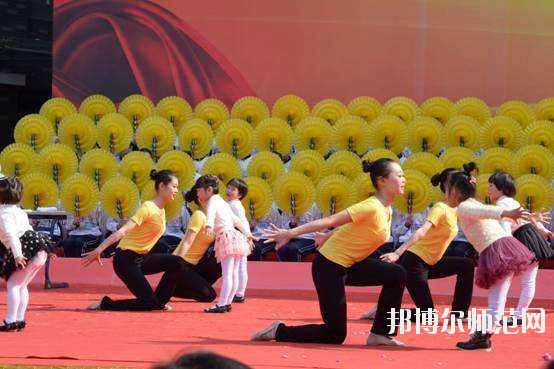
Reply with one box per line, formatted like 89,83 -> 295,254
314,232 -> 330,248
380,252 -> 399,264
82,248 -> 103,267
503,207 -> 530,221
262,224 -> 292,249
529,211 -> 552,224
205,227 -> 215,239
15,256 -> 27,269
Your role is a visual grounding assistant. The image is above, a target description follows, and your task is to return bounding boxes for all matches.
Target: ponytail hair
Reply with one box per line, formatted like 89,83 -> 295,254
448,162 -> 478,201
430,167 -> 457,193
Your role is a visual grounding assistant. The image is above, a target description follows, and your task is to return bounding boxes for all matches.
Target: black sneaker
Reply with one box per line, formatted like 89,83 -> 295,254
504,316 -> 523,326
233,295 -> 246,303
0,321 -> 19,332
456,332 -> 492,351
225,304 -> 232,312
204,305 -> 228,313
15,321 -> 26,331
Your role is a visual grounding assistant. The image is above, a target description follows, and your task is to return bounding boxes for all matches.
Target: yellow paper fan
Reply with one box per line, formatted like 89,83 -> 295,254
316,175 -> 357,215
362,149 -> 400,164
254,117 -> 293,156
231,96 -> 270,128
135,116 -> 176,160
100,175 -> 140,218
475,147 -> 514,174
347,96 -> 382,122
511,145 -> 552,179
332,115 -> 371,155
383,96 -> 420,123
194,98 -> 230,132
430,186 -> 445,206
479,116 -> 523,150
59,113 -> 98,156
273,171 -> 315,217
393,169 -> 432,214
59,173 -> 99,217
312,99 -> 349,125
119,151 -> 155,189
201,153 -> 242,185
247,151 -> 284,184
39,97 -> 77,133
444,115 -> 481,150
156,150 -> 195,190
178,118 -> 213,159
452,97 -> 491,124
326,150 -> 363,181
368,114 -> 409,154
155,96 -> 194,133
497,100 -> 536,129
271,94 -> 310,128
79,148 -> 119,188
420,97 -> 454,124
515,174 -> 553,212
439,147 -> 474,169
289,150 -> 328,184
0,143 -> 38,177
13,114 -> 55,151
140,180 -> 184,221
534,97 -> 554,122
403,152 -> 444,178
215,119 -> 254,159
475,173 -> 492,204
79,94 -> 116,124
118,94 -> 155,132
524,120 -> 553,151
36,144 -> 78,185
20,173 -> 59,210
97,112 -> 133,154
353,173 -> 375,202
241,177 -> 273,221
408,116 -> 445,154
293,116 -> 333,155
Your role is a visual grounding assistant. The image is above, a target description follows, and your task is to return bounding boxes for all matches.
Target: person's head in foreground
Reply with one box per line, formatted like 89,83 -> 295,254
154,351 -> 252,369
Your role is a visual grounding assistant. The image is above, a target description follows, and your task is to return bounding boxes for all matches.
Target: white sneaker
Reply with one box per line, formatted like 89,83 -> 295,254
366,333 -> 405,347
87,298 -> 103,310
360,307 -> 377,320
163,304 -> 173,311
251,321 -> 283,341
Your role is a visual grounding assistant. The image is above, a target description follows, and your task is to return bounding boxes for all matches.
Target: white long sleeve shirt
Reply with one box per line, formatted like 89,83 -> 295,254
228,199 -> 250,234
206,194 -> 242,234
0,205 -> 33,258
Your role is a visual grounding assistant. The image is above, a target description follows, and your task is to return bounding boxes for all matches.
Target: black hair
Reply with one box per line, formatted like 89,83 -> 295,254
154,351 -> 252,369
0,176 -> 23,205
431,167 -> 457,193
362,158 -> 397,189
462,161 -> 478,175
227,178 -> 248,199
150,169 -> 177,191
488,171 -> 516,197
195,174 -> 219,194
184,185 -> 201,206
448,162 -> 477,201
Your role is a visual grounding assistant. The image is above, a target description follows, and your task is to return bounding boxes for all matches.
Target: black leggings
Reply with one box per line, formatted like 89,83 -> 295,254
276,253 -> 406,344
99,248 -> 186,311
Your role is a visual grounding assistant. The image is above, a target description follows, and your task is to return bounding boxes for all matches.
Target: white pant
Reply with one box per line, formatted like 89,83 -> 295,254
217,255 -> 241,306
5,251 -> 47,323
235,255 -> 248,297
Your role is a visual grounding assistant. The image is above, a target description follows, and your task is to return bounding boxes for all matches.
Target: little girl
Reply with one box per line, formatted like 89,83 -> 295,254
0,176 -> 53,331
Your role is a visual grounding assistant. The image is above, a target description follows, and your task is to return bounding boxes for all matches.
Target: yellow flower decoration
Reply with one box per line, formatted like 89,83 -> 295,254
79,148 -> 119,189
293,116 -> 333,155
479,116 -> 523,150
36,144 -> 78,185
215,119 -> 254,159
393,169 -> 432,214
534,97 -> 554,122
14,114 -> 55,151
439,147 -> 474,169
475,173 -> 492,204
0,143 -> 37,177
273,171 -> 315,217
194,98 -> 230,132
511,145 -> 552,179
353,173 -> 375,202
475,147 -> 514,174
141,180 -> 184,221
524,120 -> 553,151
100,175 -> 140,218
79,94 -> 116,124
408,116 -> 445,154
231,96 -> 270,128
383,96 -> 420,123
362,148 -> 400,163
157,150 -> 195,190
241,177 -> 273,220
97,112 -> 133,154
420,97 -> 454,124
20,173 -> 59,210
178,118 -> 213,160
515,174 -> 553,212
135,116 -> 176,160
326,150 -> 363,180
247,151 -> 284,184
59,173 -> 99,217
201,153 -> 242,185
119,151 -> 155,190
444,115 -> 481,150
430,186 -> 444,206
312,99 -> 349,125
403,152 -> 443,178
271,94 -> 310,128
368,114 -> 409,154
59,113 -> 98,156
118,94 -> 155,132
452,97 -> 491,124
332,115 -> 371,155
316,175 -> 356,215
347,96 -> 382,122
155,96 -> 194,133
290,150 -> 328,184
39,97 -> 77,133
254,117 -> 293,156
497,100 -> 536,129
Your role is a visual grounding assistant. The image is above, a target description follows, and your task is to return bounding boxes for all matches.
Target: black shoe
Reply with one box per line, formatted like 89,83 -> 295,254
456,332 -> 492,351
233,295 -> 245,303
0,321 -> 19,332
204,304 -> 228,313
505,316 -> 523,326
225,304 -> 232,312
15,321 -> 26,331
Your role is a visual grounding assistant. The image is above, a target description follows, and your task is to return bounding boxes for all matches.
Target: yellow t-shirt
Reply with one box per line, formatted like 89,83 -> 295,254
173,211 -> 214,265
409,202 -> 458,265
319,197 -> 392,268
118,201 -> 166,254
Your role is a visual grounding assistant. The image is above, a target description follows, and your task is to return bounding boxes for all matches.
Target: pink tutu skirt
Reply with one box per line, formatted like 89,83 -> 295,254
214,229 -> 250,262
476,236 -> 535,289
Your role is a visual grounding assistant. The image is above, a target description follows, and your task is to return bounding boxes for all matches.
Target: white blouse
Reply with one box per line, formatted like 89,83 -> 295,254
0,205 -> 33,258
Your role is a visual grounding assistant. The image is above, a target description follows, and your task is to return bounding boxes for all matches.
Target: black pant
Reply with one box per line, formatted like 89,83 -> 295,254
276,238 -> 315,262
276,253 -> 406,344
368,242 -> 396,259
59,234 -> 102,257
444,241 -> 478,265
249,239 -> 276,260
150,235 -> 181,254
100,248 -> 186,311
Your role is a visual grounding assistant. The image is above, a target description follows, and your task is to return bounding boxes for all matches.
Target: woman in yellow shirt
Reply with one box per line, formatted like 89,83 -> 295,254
82,169 -> 187,311
252,158 -> 407,346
